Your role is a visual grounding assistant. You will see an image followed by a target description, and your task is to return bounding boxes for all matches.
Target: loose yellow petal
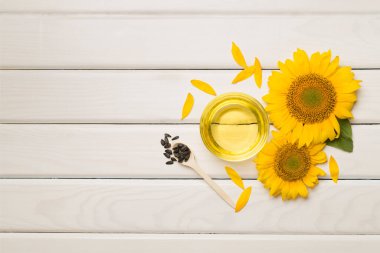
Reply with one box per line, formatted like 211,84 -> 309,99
253,57 -> 262,88
225,166 -> 245,189
190,80 -> 217,96
329,155 -> 339,183
231,42 -> 247,68
235,186 -> 252,213
232,66 -> 255,84
181,93 -> 194,120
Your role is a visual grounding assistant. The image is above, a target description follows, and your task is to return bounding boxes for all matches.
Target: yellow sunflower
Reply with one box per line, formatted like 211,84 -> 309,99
263,49 -> 360,147
255,131 -> 327,200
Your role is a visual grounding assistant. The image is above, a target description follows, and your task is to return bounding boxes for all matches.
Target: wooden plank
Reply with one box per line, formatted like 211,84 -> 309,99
0,179 -> 379,233
1,15 -> 379,69
1,0 -> 379,13
1,234 -> 380,253
0,70 -> 375,123
0,124 -> 378,179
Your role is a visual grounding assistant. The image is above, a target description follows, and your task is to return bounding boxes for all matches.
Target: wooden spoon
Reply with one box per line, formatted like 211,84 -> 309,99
173,142 -> 235,208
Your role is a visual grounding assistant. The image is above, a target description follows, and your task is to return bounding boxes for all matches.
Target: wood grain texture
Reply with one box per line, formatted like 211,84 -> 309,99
1,15 -> 379,69
0,70 -> 374,123
0,179 -> 379,233
1,0 -> 379,13
0,124 -> 378,179
1,234 -> 380,253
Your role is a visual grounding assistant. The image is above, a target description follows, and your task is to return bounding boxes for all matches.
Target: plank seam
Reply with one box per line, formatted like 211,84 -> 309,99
0,123 -> 378,125
0,178 -> 379,180
0,231 -> 379,235
1,68 -> 380,71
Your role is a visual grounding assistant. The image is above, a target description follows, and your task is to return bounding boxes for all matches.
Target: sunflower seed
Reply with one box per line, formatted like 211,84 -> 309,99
165,133 -> 171,138
165,149 -> 172,155
163,153 -> 171,159
172,136 -> 179,140
160,139 -> 165,146
164,143 -> 171,149
171,157 -> 177,161
166,161 -> 174,165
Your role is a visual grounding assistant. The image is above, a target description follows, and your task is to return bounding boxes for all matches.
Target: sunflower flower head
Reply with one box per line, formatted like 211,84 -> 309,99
263,49 -> 360,147
255,131 -> 327,200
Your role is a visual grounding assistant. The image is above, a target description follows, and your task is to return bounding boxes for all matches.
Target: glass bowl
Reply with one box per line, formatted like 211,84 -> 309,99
200,92 -> 269,161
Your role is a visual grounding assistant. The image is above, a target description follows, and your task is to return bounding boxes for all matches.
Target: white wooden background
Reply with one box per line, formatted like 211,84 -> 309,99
0,0 -> 380,252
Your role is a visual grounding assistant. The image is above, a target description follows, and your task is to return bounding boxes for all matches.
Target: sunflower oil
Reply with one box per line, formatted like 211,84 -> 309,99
200,93 -> 269,161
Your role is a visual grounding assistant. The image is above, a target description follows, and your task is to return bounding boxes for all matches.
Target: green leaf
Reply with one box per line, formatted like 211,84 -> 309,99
338,118 -> 352,138
326,136 -> 353,152
326,119 -> 353,152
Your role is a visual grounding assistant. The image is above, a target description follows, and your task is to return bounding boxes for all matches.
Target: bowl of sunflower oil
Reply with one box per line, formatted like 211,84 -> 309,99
200,92 -> 269,162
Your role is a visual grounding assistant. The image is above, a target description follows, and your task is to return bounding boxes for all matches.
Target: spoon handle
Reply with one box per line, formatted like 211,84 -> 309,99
191,162 -> 235,208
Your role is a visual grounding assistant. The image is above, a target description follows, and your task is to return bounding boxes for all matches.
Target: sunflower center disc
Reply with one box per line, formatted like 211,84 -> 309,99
301,88 -> 324,107
286,73 -> 337,124
274,143 -> 311,181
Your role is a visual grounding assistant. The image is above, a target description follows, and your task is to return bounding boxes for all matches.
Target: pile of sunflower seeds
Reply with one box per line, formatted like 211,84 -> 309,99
160,133 -> 190,165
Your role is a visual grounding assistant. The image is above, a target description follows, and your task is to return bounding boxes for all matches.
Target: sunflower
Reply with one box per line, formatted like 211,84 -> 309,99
255,131 -> 327,200
263,49 -> 360,147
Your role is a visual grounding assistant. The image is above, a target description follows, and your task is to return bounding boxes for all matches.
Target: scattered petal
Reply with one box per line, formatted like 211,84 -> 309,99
329,155 -> 339,183
225,166 -> 245,189
231,42 -> 247,68
190,80 -> 217,96
254,57 -> 262,88
181,93 -> 194,120
235,186 -> 252,213
232,66 -> 255,84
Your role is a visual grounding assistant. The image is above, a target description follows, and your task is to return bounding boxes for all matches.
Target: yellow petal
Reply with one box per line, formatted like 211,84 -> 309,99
310,52 -> 322,73
303,124 -> 314,146
253,57 -> 262,88
181,93 -> 194,120
310,166 -> 326,177
297,181 -> 309,198
225,166 -> 245,190
309,143 -> 326,155
281,182 -> 290,200
311,150 -> 327,164
303,174 -> 318,188
329,155 -> 339,183
269,176 -> 283,196
337,93 -> 357,103
288,182 -> 299,200
318,50 -> 332,74
329,115 -> 340,137
190,80 -> 217,96
293,49 -> 310,74
231,42 -> 247,68
334,106 -> 353,119
325,56 -> 340,77
232,66 -> 255,84
235,186 -> 252,213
